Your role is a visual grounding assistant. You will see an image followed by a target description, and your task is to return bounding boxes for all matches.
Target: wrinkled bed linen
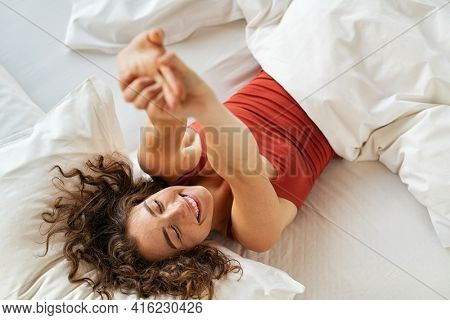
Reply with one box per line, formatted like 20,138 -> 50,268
238,0 -> 450,246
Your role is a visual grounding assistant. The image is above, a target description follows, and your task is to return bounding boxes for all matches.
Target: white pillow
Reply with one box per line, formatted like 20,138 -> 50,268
0,77 -> 126,299
0,76 -> 304,299
0,65 -> 44,141
65,0 -> 243,53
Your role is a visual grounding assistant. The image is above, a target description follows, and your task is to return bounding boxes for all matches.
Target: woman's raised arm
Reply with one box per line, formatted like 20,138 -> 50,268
117,29 -> 201,183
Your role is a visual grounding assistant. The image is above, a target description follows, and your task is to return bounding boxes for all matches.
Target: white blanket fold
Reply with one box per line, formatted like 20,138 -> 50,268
65,0 -> 243,53
238,0 -> 450,246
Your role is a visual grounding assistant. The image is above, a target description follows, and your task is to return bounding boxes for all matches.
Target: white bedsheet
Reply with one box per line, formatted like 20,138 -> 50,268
1,0 -> 449,299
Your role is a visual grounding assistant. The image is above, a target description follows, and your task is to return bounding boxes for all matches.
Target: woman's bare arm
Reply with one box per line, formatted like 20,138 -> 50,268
196,98 -> 297,251
137,117 -> 199,184
117,29 -> 200,183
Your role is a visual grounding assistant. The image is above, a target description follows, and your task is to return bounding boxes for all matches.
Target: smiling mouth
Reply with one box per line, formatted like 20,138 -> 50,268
181,194 -> 201,223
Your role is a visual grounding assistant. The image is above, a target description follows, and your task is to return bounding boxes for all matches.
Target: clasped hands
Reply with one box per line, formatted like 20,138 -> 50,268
117,28 -> 216,122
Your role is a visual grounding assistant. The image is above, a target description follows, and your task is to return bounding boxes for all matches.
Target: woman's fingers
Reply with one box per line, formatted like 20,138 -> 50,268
146,28 -> 164,46
157,52 -> 188,74
132,28 -> 164,50
120,51 -> 188,113
134,82 -> 164,110
159,65 -> 184,100
158,51 -> 203,99
162,79 -> 179,109
150,91 -> 166,111
119,72 -> 138,91
123,77 -> 156,103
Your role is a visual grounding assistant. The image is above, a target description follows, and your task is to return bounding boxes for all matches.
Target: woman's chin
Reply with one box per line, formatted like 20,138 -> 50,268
196,186 -> 213,224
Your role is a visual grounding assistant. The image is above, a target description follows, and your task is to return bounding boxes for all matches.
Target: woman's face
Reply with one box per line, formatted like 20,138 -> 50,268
127,185 -> 214,261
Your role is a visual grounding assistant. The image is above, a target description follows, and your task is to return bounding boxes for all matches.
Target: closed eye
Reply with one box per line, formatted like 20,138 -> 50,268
154,199 -> 164,213
171,225 -> 182,240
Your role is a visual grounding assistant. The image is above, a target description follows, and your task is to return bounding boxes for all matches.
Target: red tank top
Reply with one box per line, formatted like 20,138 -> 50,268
175,69 -> 335,209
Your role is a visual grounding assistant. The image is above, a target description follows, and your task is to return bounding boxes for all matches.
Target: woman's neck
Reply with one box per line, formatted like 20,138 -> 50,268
201,176 -> 233,237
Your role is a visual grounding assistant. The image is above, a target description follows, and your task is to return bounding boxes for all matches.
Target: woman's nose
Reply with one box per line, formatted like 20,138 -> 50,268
163,201 -> 187,221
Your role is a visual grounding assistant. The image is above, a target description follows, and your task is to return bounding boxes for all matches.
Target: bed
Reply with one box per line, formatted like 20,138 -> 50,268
0,0 -> 449,299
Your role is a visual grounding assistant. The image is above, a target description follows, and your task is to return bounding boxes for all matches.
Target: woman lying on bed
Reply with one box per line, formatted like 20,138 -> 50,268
41,29 -> 334,299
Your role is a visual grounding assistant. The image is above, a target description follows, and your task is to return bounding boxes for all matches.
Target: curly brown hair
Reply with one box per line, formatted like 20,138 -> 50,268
40,153 -> 241,299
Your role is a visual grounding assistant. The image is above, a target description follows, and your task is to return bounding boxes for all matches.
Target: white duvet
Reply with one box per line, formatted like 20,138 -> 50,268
238,0 -> 450,246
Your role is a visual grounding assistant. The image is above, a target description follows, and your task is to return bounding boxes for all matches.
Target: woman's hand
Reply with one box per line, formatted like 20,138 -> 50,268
118,28 -> 220,121
118,28 -> 185,122
155,52 -> 220,118
117,28 -> 165,88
